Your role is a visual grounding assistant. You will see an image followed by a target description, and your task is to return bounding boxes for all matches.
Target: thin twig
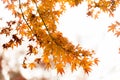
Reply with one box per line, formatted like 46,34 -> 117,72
33,0 -> 51,35
33,0 -> 74,53
19,0 -> 74,53
18,0 -> 32,31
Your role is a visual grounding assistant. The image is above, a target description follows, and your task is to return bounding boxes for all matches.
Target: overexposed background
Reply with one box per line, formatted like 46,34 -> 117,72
0,1 -> 120,80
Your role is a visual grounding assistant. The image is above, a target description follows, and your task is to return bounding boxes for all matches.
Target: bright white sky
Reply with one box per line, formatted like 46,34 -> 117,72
0,1 -> 120,80
58,2 -> 120,80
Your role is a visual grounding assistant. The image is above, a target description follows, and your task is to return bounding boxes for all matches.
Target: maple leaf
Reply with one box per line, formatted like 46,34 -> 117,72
115,31 -> 120,37
34,58 -> 46,68
84,66 -> 92,74
22,63 -> 27,69
108,24 -> 116,32
5,4 -> 15,10
34,58 -> 41,64
2,0 -> 120,75
28,63 -> 36,70
71,63 -> 77,72
12,34 -> 23,46
12,34 -> 19,41
94,58 -> 99,65
42,56 -> 50,64
56,63 -> 65,75
2,40 -> 14,49
7,21 -> 16,26
0,27 -> 12,36
27,45 -> 38,55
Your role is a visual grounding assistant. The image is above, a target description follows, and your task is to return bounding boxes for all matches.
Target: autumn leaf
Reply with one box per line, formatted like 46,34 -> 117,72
94,58 -> 99,65
5,4 -> 15,10
71,63 -> 77,72
87,11 -> 92,16
1,0 -> 120,75
22,57 -> 27,69
27,45 -> 38,55
34,58 -> 46,68
12,34 -> 23,46
22,63 -> 27,69
108,21 -> 120,37
28,63 -> 36,70
84,66 -> 92,74
0,27 -> 12,36
42,55 -> 51,68
34,58 -> 41,64
56,63 -> 65,75
108,24 -> 116,32
115,31 -> 120,37
2,40 -> 14,49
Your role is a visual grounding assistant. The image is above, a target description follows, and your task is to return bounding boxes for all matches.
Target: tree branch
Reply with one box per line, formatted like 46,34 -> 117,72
33,1 -> 74,53
18,0 -> 32,31
33,0 -> 51,35
19,0 -> 75,54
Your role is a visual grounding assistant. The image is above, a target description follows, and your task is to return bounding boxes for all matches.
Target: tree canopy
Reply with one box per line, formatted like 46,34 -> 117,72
0,0 -> 120,75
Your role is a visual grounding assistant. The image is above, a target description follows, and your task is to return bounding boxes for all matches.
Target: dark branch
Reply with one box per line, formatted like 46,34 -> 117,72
33,0 -> 75,53
18,0 -> 32,31
19,0 -> 76,54
33,0 -> 51,35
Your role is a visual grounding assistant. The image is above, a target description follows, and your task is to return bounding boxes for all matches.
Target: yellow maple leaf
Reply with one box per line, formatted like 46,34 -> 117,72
108,24 -> 116,32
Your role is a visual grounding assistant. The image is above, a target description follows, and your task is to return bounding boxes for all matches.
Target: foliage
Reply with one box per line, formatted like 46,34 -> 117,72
0,0 -> 120,75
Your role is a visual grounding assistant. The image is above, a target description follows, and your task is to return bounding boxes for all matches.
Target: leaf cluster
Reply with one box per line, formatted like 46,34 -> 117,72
1,0 -> 120,74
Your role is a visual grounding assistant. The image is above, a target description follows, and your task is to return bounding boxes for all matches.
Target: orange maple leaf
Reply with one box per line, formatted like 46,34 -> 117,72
34,58 -> 41,64
5,4 -> 15,10
22,63 -> 27,69
115,31 -> 120,37
84,66 -> 91,74
71,63 -> 77,72
28,63 -> 36,70
108,24 -> 116,32
94,58 -> 99,65
56,63 -> 65,75
43,56 -> 50,64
